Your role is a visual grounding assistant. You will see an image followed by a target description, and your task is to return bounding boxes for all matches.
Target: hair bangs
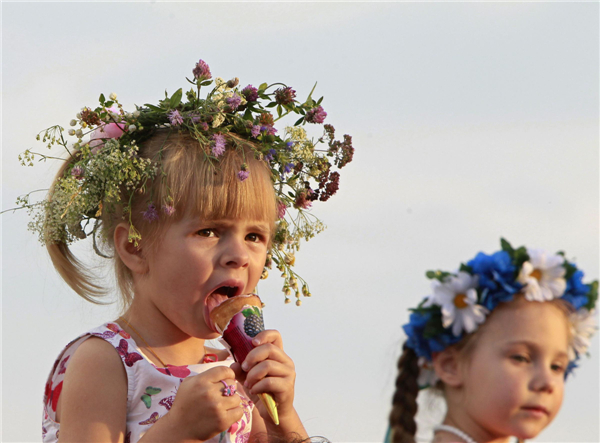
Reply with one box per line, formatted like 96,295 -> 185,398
159,133 -> 277,228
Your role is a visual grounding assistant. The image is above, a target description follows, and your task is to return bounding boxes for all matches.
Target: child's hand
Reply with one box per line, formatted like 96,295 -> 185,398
232,329 -> 297,421
168,366 -> 244,441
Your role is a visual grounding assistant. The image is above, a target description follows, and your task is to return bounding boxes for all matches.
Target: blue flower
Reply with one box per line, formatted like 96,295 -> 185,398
403,311 -> 461,361
561,269 -> 590,310
265,149 -> 276,162
403,311 -> 434,360
468,250 -> 523,310
284,163 -> 294,174
564,357 -> 579,380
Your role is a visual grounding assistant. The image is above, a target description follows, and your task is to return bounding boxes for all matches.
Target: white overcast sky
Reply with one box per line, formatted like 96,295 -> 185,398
2,2 -> 599,443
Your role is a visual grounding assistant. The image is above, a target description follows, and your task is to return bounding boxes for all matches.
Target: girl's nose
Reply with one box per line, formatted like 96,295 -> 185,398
530,365 -> 557,393
219,236 -> 249,269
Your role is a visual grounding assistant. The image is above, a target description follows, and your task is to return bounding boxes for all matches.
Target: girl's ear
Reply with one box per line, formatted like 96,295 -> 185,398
114,222 -> 148,275
433,348 -> 464,388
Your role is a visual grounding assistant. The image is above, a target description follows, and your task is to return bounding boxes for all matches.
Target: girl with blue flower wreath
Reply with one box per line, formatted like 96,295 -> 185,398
386,239 -> 597,443
7,58 -> 353,443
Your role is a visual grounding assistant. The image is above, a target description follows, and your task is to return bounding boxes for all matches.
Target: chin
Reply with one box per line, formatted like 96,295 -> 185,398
511,423 -> 546,440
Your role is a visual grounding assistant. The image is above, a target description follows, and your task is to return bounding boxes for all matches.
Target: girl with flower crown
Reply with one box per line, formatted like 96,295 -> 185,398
11,59 -> 353,442
386,239 -> 597,443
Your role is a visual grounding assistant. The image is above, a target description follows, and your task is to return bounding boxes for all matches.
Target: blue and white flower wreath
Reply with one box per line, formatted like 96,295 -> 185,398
403,239 -> 598,388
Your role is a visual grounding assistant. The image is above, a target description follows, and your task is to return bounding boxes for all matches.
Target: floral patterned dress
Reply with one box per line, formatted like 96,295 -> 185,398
42,322 -> 253,443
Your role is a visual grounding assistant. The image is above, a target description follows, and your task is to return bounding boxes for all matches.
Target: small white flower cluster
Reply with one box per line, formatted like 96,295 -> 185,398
285,126 -> 315,163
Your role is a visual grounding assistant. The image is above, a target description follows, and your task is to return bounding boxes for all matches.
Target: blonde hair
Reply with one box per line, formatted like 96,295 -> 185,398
46,130 -> 277,311
388,294 -> 574,443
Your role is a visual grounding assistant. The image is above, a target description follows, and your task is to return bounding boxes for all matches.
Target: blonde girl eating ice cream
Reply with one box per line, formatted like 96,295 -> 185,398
10,58 -> 353,442
386,239 -> 597,443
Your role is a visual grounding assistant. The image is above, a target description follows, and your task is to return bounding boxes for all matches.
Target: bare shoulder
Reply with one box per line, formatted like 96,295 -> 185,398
56,336 -> 128,442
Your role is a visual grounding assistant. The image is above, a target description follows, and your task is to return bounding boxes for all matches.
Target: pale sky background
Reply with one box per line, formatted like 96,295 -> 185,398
2,2 -> 599,443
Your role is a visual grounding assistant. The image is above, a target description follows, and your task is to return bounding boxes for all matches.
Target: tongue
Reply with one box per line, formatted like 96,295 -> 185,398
207,293 -> 228,315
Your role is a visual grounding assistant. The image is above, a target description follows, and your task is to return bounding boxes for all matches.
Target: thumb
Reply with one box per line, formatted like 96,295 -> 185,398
230,361 -> 247,384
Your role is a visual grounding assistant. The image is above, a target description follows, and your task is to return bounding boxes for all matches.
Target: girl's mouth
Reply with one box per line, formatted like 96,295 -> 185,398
205,285 -> 241,331
521,406 -> 549,418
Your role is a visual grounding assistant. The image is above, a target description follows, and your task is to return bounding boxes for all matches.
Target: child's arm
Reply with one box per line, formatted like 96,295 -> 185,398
56,337 -> 128,442
233,330 -> 308,440
57,338 -> 244,442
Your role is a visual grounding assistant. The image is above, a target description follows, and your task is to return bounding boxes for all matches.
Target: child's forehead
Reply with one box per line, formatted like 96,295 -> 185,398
179,212 -> 272,229
481,301 -> 570,349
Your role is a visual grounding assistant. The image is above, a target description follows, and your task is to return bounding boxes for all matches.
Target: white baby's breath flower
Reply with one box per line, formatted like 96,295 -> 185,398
68,129 -> 76,136
212,113 -> 225,128
517,248 -> 566,301
426,272 -> 488,336
109,92 -> 117,100
286,126 -> 307,141
133,110 -> 140,118
70,119 -> 77,127
214,77 -> 226,92
569,308 -> 597,360
128,125 -> 137,132
75,129 -> 83,138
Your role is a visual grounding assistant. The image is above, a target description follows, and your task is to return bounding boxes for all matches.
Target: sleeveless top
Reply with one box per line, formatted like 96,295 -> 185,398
42,322 -> 254,443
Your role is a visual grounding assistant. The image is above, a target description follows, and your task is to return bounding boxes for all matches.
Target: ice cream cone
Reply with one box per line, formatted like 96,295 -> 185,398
210,294 -> 279,425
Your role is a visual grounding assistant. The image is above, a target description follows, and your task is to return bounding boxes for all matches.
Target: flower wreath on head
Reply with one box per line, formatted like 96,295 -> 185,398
403,239 -> 598,388
9,58 -> 354,305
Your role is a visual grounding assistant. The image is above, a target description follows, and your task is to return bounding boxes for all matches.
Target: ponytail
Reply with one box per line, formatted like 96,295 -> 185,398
45,151 -> 107,303
388,343 -> 420,443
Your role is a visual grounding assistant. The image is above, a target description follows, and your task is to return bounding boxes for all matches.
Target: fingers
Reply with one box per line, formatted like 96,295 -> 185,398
252,329 -> 283,349
243,359 -> 292,390
230,361 -> 247,385
241,342 -> 290,373
205,365 -> 236,382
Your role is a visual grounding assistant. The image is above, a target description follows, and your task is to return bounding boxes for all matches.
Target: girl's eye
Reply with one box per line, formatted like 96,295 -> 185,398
551,363 -> 565,373
197,229 -> 216,238
511,354 -> 530,363
246,233 -> 263,243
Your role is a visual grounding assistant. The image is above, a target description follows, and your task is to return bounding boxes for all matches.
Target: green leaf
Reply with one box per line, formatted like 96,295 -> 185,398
277,104 -> 282,117
144,104 -> 162,112
585,280 -> 598,311
258,82 -> 268,92
242,308 -> 254,318
266,102 -> 277,108
200,80 -> 213,86
512,246 -> 529,271
425,270 -> 452,282
422,312 -> 445,339
316,96 -> 323,105
99,94 -> 106,104
170,88 -> 183,108
500,238 -> 514,256
459,263 -> 473,274
104,101 -> 114,108
562,260 -> 577,281
293,117 -> 304,126
585,281 -> 598,311
425,270 -> 437,279
141,394 -> 152,409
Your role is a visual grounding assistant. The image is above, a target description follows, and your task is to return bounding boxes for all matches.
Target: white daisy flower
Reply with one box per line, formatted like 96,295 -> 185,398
417,357 -> 439,388
426,272 -> 488,336
517,248 -> 566,302
569,308 -> 597,360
